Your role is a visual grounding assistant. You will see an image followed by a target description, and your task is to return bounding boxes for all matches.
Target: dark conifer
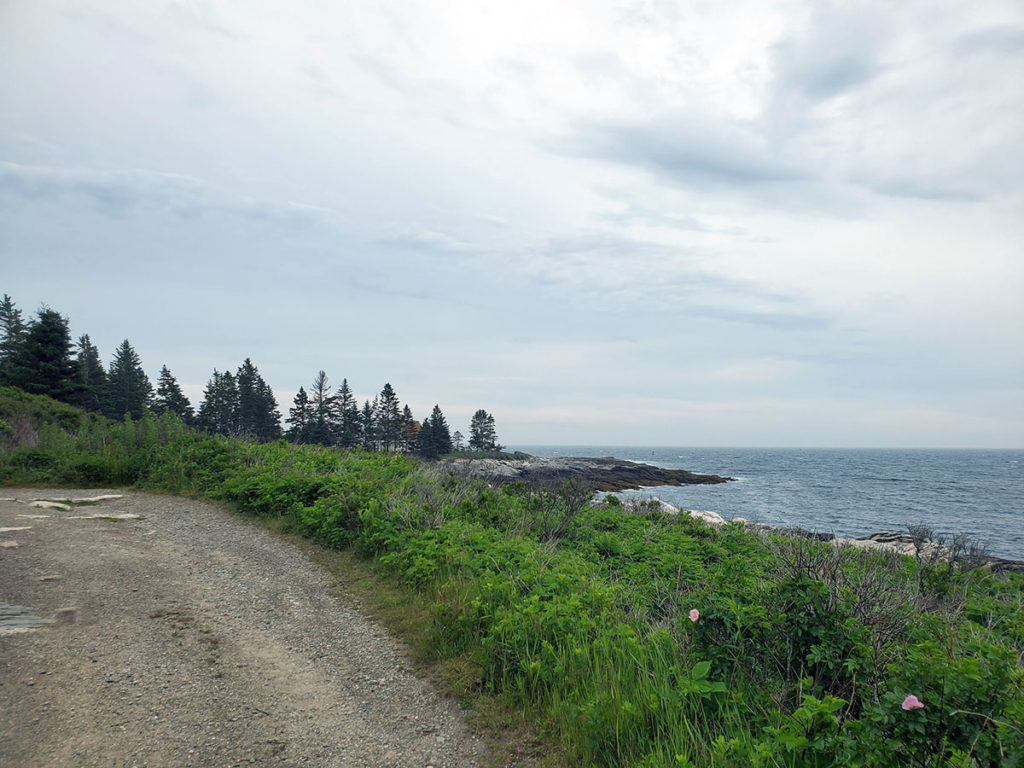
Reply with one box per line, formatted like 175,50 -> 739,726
196,369 -> 238,435
360,399 -> 377,450
153,365 -> 194,424
0,294 -> 26,385
9,307 -> 79,402
72,334 -> 107,413
287,387 -> 312,443
105,339 -> 152,419
401,404 -> 418,452
336,378 -> 361,449
307,370 -> 336,446
237,358 -> 280,441
376,383 -> 402,452
418,405 -> 453,459
469,409 -> 499,452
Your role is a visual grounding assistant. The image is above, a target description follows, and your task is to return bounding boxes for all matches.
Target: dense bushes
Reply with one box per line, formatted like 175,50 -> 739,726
2,388 -> 1021,767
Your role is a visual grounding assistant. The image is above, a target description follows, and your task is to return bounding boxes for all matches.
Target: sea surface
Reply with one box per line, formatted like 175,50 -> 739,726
510,446 -> 1024,560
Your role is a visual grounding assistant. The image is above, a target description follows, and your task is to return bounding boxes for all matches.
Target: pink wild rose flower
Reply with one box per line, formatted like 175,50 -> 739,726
901,694 -> 924,711
688,609 -> 700,622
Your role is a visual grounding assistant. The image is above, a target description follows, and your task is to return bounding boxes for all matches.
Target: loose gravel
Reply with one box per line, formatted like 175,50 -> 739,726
0,489 -> 489,768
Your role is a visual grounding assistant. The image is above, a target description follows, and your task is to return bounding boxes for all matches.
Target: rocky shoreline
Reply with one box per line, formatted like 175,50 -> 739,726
440,455 -> 734,492
442,456 -> 1023,573
636,498 -> 1024,575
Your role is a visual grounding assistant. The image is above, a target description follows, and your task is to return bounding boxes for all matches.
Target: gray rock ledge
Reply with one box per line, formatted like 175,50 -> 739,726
439,456 -> 734,492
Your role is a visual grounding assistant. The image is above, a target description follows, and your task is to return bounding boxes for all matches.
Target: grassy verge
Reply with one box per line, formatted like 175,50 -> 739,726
2,387 -> 1022,767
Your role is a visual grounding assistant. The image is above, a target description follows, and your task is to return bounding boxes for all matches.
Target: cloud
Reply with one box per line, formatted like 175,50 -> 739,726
548,111 -> 808,189
953,24 -> 1024,55
769,5 -> 893,103
378,228 -> 477,253
0,161 -> 334,227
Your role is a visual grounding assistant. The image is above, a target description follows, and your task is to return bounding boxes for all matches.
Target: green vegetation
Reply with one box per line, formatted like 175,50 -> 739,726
2,387 -> 1021,767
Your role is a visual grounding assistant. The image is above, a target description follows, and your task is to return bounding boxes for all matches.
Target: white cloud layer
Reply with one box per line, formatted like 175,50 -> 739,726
1,0 -> 1022,446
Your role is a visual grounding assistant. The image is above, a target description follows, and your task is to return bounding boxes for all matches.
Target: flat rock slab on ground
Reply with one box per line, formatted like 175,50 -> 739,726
0,489 -> 487,768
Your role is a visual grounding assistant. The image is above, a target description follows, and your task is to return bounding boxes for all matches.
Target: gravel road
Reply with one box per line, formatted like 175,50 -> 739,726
0,489 -> 489,768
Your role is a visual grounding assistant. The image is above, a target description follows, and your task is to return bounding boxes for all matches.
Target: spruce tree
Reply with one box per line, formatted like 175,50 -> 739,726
376,383 -> 402,452
153,365 -> 194,424
336,378 -> 361,449
452,430 -> 465,452
307,370 -> 336,446
287,387 -> 312,443
236,358 -> 281,441
10,307 -> 78,402
0,294 -> 26,385
196,369 -> 238,435
105,339 -> 152,419
72,334 -> 107,413
401,404 -> 418,452
418,405 -> 452,459
360,399 -> 377,450
469,409 -> 499,452
417,414 -> 435,457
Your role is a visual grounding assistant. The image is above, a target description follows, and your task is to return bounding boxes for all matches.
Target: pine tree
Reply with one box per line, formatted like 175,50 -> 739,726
72,334 -> 107,413
469,409 -> 499,452
306,370 -> 336,446
105,339 -> 153,419
8,307 -> 78,401
360,399 -> 377,450
153,365 -> 194,424
236,358 -> 280,441
0,294 -> 26,385
401,404 -> 418,452
376,383 -> 402,452
253,377 -> 282,441
336,378 -> 361,449
287,387 -> 312,443
196,369 -> 238,435
417,414 -> 435,457
418,405 -> 452,459
452,430 -> 465,452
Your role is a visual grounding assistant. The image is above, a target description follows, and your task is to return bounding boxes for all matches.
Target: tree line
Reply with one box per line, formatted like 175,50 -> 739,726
0,294 -> 500,458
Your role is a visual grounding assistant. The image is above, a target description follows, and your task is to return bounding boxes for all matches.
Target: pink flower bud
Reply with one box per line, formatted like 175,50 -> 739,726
901,694 -> 924,710
688,609 -> 700,622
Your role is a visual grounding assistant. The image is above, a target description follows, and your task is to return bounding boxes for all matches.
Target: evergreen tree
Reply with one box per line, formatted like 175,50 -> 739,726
236,358 -> 280,441
72,334 -> 107,413
401,404 -> 418,452
452,430 -> 465,452
0,294 -> 26,385
469,409 -> 499,452
307,370 -> 336,446
287,387 -> 312,443
376,383 -> 402,452
418,405 -> 452,459
153,365 -> 194,424
360,399 -> 377,450
336,378 -> 361,449
196,369 -> 238,435
105,339 -> 153,419
9,307 -> 78,401
417,414 -> 435,457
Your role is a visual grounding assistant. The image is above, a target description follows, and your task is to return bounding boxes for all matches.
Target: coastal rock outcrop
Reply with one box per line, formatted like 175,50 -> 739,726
440,456 -> 734,492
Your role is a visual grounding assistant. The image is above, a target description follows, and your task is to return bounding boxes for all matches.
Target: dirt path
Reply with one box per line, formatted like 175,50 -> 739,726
0,489 -> 488,768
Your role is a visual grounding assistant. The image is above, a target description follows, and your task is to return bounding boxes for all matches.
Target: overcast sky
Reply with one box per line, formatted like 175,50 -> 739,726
2,1 -> 1022,447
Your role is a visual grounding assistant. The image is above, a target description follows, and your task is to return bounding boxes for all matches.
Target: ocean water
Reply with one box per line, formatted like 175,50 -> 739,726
511,446 -> 1024,560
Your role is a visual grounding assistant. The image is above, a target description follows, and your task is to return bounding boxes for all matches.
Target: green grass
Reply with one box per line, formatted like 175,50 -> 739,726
2,386 -> 1022,767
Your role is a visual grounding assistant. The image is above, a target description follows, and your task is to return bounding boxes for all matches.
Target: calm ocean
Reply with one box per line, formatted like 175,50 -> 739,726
510,446 -> 1024,560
